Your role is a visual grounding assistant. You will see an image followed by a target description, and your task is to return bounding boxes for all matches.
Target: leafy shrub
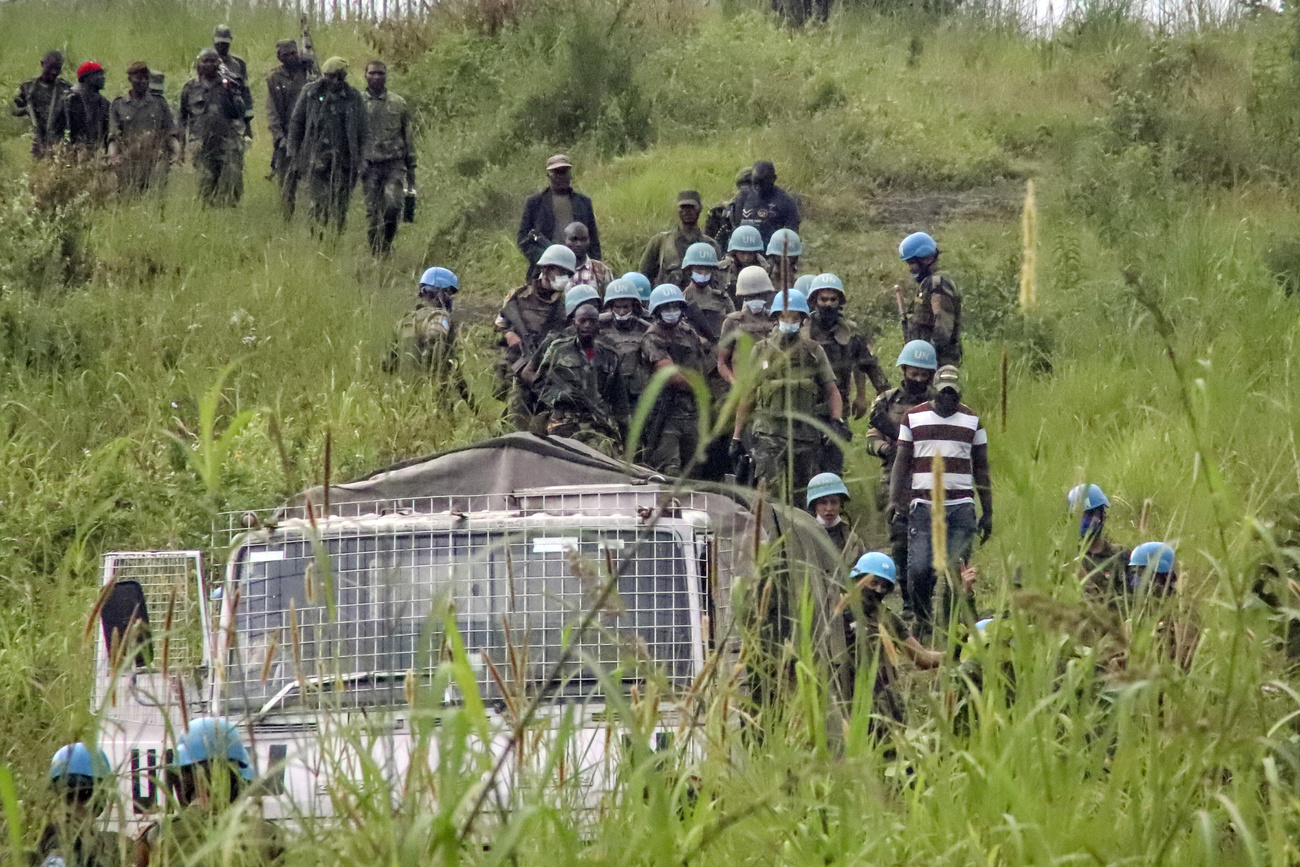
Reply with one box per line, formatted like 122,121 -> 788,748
0,173 -> 92,295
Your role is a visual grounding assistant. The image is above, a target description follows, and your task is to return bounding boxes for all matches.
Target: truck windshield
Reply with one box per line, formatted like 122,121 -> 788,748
224,527 -> 699,714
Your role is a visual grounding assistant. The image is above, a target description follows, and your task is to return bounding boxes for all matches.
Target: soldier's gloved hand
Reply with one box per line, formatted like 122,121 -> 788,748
978,511 -> 994,543
728,437 -> 746,465
829,417 -> 853,443
851,395 -> 869,419
879,440 -> 896,461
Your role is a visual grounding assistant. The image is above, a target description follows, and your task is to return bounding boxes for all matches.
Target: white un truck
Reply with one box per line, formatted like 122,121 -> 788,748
90,434 -> 847,834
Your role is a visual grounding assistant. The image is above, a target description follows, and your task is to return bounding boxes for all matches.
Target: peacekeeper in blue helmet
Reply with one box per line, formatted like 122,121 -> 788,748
717,225 -> 769,304
807,472 -> 866,562
639,284 -> 711,477
136,717 -> 281,867
840,552 -> 943,729
897,231 -> 963,367
37,743 -> 122,867
387,266 -> 459,375
729,288 -> 846,506
1126,542 -> 1199,670
1068,484 -> 1131,607
599,278 -> 652,413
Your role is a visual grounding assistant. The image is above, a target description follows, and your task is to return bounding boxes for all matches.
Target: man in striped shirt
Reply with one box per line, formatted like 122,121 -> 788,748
887,365 -> 993,640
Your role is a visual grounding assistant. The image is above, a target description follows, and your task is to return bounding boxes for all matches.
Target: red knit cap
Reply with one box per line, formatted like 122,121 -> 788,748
77,61 -> 102,79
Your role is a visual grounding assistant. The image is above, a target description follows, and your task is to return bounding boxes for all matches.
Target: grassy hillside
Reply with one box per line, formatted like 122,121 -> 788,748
3,0 -> 1300,862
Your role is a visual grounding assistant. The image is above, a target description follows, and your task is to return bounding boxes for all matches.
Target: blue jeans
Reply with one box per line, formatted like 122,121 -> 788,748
906,501 -> 978,639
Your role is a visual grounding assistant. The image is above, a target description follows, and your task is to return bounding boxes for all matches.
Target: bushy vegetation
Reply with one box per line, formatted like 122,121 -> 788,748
3,0 -> 1300,862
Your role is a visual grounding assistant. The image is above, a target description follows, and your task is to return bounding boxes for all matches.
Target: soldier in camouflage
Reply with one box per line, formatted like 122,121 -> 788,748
640,284 -> 711,477
11,51 -> 71,158
180,48 -> 248,207
717,265 -> 776,388
361,60 -> 416,255
639,191 -> 722,287
718,225 -> 768,303
806,272 -> 890,474
599,278 -> 651,417
211,25 -> 254,139
865,339 -> 937,608
679,242 -> 736,481
496,244 -> 575,430
267,39 -> 318,217
109,61 -> 179,194
388,266 -> 459,376
287,57 -> 368,233
704,166 -> 752,252
534,302 -> 630,456
898,232 -> 963,367
730,288 -> 845,506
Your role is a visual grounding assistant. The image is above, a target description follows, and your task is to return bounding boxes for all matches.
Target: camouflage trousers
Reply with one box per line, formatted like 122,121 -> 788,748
362,158 -> 406,255
750,432 -> 819,507
194,138 -> 243,207
645,410 -> 699,478
305,156 -> 356,233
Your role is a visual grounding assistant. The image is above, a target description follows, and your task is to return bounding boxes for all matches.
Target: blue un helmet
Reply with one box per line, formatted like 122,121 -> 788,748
793,274 -> 815,295
806,472 -> 850,508
648,284 -> 687,315
850,551 -> 898,586
727,225 -> 764,253
1067,484 -> 1110,513
177,717 -> 255,782
622,271 -> 653,304
50,743 -> 112,786
1129,542 -> 1175,574
767,228 -> 802,258
809,272 -> 846,302
1129,541 -> 1177,595
769,288 -> 809,316
564,284 -> 601,317
603,278 -> 642,308
418,266 -> 459,293
682,242 -> 720,270
895,339 -> 938,370
899,231 -> 938,261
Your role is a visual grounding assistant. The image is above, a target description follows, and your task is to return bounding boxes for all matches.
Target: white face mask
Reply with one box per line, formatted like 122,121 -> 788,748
816,514 -> 843,529
691,271 -> 712,285
745,299 -> 767,314
614,312 -> 634,323
660,309 -> 682,325
777,320 -> 800,335
549,274 -> 572,293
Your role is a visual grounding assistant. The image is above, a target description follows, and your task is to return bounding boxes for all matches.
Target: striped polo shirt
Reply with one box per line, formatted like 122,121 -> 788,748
898,401 -> 987,506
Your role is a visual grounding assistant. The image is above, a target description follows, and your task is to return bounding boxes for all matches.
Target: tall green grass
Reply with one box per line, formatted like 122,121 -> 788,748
2,0 -> 1300,862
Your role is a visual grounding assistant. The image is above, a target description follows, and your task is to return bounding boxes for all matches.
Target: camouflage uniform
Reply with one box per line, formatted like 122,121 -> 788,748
599,313 -> 650,412
495,283 -> 568,429
903,273 -> 962,367
36,817 -> 122,867
865,384 -> 933,594
639,228 -> 720,287
744,332 -> 836,505
387,301 -> 456,375
640,320 -> 709,477
718,253 -> 768,302
266,57 -> 318,215
179,75 -> 247,206
1080,539 -> 1131,608
108,88 -> 177,193
534,334 -> 630,456
807,310 -> 889,474
287,78 -> 368,232
140,801 -> 282,867
705,186 -> 748,252
214,49 -> 253,133
842,594 -> 907,726
361,87 -> 415,254
821,520 -> 867,568
10,75 -> 71,156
